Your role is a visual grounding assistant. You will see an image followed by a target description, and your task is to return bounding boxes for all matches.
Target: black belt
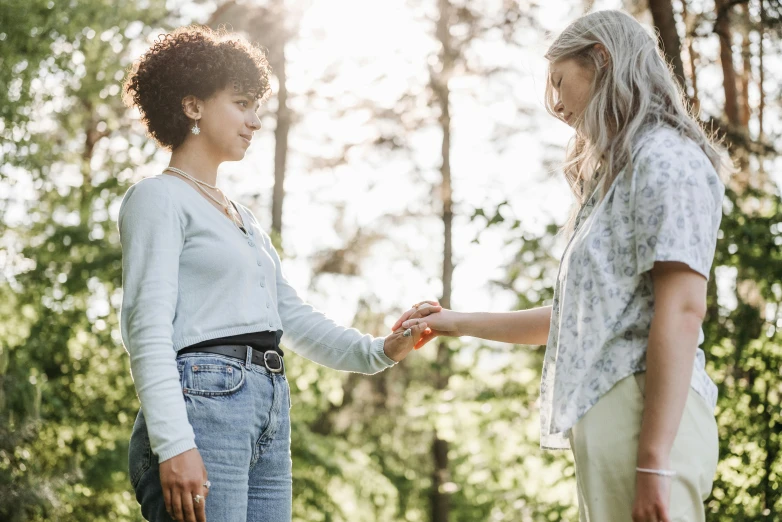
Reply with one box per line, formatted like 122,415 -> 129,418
177,345 -> 284,375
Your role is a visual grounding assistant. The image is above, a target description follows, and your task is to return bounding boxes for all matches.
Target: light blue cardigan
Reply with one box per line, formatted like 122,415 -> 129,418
118,174 -> 394,462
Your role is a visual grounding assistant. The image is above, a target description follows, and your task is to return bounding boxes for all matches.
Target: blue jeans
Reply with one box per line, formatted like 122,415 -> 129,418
129,349 -> 292,521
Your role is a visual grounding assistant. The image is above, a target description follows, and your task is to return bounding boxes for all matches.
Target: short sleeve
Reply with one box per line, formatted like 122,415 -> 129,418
632,132 -> 724,279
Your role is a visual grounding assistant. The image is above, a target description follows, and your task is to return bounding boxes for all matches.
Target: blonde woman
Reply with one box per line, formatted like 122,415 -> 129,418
395,10 -> 731,522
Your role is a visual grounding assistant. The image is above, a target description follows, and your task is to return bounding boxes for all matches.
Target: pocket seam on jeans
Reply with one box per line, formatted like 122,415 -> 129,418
191,364 -> 231,373
183,363 -> 246,397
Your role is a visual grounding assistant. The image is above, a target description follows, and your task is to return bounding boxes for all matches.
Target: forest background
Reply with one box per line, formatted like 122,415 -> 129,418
1,0 -> 781,520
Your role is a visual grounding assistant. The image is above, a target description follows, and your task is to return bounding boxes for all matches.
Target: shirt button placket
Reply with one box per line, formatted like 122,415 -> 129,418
256,245 -> 271,326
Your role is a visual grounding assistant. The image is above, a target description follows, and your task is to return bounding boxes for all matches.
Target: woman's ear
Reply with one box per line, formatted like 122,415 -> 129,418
181,95 -> 203,120
593,43 -> 610,69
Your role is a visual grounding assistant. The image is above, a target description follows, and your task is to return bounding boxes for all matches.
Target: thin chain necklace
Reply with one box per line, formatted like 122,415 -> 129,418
164,166 -> 245,232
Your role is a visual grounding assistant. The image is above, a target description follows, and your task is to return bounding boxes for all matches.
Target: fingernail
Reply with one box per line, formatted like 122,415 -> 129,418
425,328 -> 432,334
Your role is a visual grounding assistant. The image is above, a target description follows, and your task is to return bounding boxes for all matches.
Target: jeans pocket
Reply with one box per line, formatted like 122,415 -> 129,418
128,410 -> 152,489
180,356 -> 246,397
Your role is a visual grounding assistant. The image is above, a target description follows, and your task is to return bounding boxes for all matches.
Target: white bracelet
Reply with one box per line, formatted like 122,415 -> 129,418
636,467 -> 677,477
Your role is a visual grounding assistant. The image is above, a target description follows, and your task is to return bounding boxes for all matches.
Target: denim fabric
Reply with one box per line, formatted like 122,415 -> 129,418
129,349 -> 292,521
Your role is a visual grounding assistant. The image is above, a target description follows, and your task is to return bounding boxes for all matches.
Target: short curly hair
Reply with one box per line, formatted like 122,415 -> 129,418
123,25 -> 271,150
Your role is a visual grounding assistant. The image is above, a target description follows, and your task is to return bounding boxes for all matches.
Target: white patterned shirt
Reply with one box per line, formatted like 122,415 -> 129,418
540,126 -> 724,450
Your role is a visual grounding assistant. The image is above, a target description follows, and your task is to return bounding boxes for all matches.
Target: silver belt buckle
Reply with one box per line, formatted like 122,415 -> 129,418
263,351 -> 284,374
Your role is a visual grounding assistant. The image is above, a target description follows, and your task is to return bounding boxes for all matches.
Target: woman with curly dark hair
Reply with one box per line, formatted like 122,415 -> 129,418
119,26 -> 434,522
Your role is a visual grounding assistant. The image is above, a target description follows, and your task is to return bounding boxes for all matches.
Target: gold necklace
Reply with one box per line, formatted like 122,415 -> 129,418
164,167 -> 244,231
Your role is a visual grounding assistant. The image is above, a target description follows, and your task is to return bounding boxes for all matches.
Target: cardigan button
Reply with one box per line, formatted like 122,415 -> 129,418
257,260 -> 262,266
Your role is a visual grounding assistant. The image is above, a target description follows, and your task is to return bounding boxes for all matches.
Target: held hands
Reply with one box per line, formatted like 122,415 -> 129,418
383,319 -> 433,362
390,301 -> 461,351
159,448 -> 210,522
383,300 -> 441,361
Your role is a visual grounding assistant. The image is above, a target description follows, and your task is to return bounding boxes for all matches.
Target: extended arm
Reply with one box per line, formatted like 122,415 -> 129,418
396,304 -> 552,347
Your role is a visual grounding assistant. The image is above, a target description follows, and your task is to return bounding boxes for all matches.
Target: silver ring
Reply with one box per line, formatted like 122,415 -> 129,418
193,494 -> 204,504
403,328 -> 412,337
203,480 -> 211,489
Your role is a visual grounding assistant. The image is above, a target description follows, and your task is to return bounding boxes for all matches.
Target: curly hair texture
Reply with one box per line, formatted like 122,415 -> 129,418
123,25 -> 271,150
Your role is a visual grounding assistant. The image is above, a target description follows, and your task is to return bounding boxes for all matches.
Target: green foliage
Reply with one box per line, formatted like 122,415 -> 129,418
1,1 -> 165,520
705,183 -> 782,521
1,1 -> 781,521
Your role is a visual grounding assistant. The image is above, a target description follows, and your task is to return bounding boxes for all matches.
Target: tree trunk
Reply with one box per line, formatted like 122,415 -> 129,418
430,1 -> 454,520
715,0 -> 741,126
271,43 -> 290,236
681,0 -> 701,115
648,0 -> 688,93
758,0 -> 766,138
739,3 -> 752,129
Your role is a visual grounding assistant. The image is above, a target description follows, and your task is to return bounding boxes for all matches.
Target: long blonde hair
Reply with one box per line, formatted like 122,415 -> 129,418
545,10 -> 732,234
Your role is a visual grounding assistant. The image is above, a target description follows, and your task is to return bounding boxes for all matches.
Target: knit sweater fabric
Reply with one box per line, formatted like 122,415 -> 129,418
118,174 -> 394,461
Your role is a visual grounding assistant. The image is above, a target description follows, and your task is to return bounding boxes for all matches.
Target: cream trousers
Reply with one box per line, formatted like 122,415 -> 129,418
567,373 -> 719,522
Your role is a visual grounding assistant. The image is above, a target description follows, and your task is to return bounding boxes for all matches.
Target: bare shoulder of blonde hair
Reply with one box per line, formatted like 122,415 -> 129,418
544,10 -> 734,236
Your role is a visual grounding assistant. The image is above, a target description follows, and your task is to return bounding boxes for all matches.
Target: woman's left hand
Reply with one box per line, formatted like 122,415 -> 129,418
631,472 -> 672,522
383,321 -> 432,362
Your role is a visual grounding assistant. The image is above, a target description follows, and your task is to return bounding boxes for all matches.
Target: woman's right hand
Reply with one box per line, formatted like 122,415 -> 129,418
393,301 -> 462,349
159,448 -> 209,522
